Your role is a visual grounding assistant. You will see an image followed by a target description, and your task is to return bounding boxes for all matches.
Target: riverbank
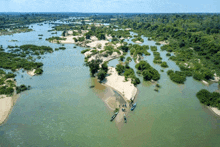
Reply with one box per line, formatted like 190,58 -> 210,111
208,106 -> 220,117
0,93 -> 19,125
104,67 -> 137,101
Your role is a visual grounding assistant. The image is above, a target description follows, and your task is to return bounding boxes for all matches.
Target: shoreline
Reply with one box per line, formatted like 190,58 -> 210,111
0,93 -> 20,126
208,106 -> 220,117
103,67 -> 138,101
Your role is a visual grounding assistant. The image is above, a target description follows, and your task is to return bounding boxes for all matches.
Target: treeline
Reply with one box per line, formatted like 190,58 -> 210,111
0,13 -> 69,29
196,89 -> 220,110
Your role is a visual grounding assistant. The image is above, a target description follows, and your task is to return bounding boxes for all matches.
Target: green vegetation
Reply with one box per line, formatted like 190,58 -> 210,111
114,13 -> 220,79
46,36 -> 66,42
135,61 -> 160,81
130,44 -> 150,61
150,46 -> 157,51
161,62 -> 169,68
196,89 -> 220,109
167,70 -> 186,84
115,63 -> 140,86
120,55 -> 125,61
81,49 -> 90,54
132,36 -> 144,43
153,51 -> 162,64
97,70 -> 107,81
16,85 -> 30,94
87,59 -> 102,76
0,86 -> 14,95
116,64 -> 125,75
166,53 -> 171,56
126,57 -> 132,62
155,42 -> 161,45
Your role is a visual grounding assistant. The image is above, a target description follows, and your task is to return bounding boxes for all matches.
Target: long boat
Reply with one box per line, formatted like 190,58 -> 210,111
110,112 -> 119,122
130,103 -> 137,111
124,114 -> 127,123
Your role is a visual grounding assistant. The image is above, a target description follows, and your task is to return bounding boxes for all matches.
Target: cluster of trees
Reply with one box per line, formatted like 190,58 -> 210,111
73,37 -> 85,42
0,51 -> 43,72
85,59 -> 108,81
46,36 -> 66,42
16,84 -> 31,94
161,62 -> 168,68
132,35 -> 144,43
130,44 -> 150,61
97,62 -> 108,81
153,51 -> 162,64
135,61 -> 160,81
0,86 -> 14,95
116,63 -> 140,86
167,70 -> 187,84
196,89 -> 220,109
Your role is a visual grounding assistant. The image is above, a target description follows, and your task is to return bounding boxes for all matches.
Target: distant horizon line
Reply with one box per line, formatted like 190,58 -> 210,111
0,12 -> 220,14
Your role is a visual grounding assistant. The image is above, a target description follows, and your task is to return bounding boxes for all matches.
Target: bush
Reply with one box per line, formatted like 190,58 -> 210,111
88,59 -> 102,76
161,62 -> 168,68
0,86 -> 14,95
193,71 -> 204,81
97,70 -> 107,81
35,68 -> 43,75
150,46 -> 157,51
16,84 -> 29,94
126,57 -> 132,62
101,62 -> 108,73
166,53 -> 171,56
120,55 -> 125,61
196,89 -> 220,108
116,64 -> 125,75
81,49 -> 90,54
167,70 -> 186,84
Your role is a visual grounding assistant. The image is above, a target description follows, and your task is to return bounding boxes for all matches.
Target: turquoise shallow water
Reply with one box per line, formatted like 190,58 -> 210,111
0,22 -> 219,147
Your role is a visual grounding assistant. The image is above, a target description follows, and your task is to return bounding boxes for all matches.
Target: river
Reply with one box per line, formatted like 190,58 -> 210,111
0,21 -> 219,147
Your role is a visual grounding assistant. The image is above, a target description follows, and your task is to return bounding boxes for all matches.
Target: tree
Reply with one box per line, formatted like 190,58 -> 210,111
120,55 -> 125,61
88,59 -> 101,76
161,62 -> 168,68
101,62 -> 108,73
97,70 -> 107,81
116,64 -> 125,75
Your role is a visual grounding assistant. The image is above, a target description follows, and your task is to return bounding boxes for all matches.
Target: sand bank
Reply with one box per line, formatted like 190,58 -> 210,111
27,69 -> 36,76
209,106 -> 220,116
135,41 -> 142,44
202,80 -> 209,86
159,41 -> 169,45
86,40 -> 109,50
104,67 -> 137,101
0,95 -> 13,125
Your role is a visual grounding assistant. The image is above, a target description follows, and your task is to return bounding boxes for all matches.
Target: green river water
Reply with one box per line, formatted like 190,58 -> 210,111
0,22 -> 219,147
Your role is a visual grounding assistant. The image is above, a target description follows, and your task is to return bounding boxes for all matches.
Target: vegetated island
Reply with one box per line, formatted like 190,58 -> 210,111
0,43 -> 66,125
48,23 -> 161,122
196,89 -> 220,116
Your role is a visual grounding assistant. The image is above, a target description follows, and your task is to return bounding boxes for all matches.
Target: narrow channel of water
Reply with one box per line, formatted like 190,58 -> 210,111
0,22 -> 219,147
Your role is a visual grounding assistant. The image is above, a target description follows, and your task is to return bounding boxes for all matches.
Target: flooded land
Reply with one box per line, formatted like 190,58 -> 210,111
0,13 -> 220,147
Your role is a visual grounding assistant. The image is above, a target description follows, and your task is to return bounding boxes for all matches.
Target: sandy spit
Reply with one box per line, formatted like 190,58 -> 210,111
103,67 -> 137,101
0,95 -> 13,125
